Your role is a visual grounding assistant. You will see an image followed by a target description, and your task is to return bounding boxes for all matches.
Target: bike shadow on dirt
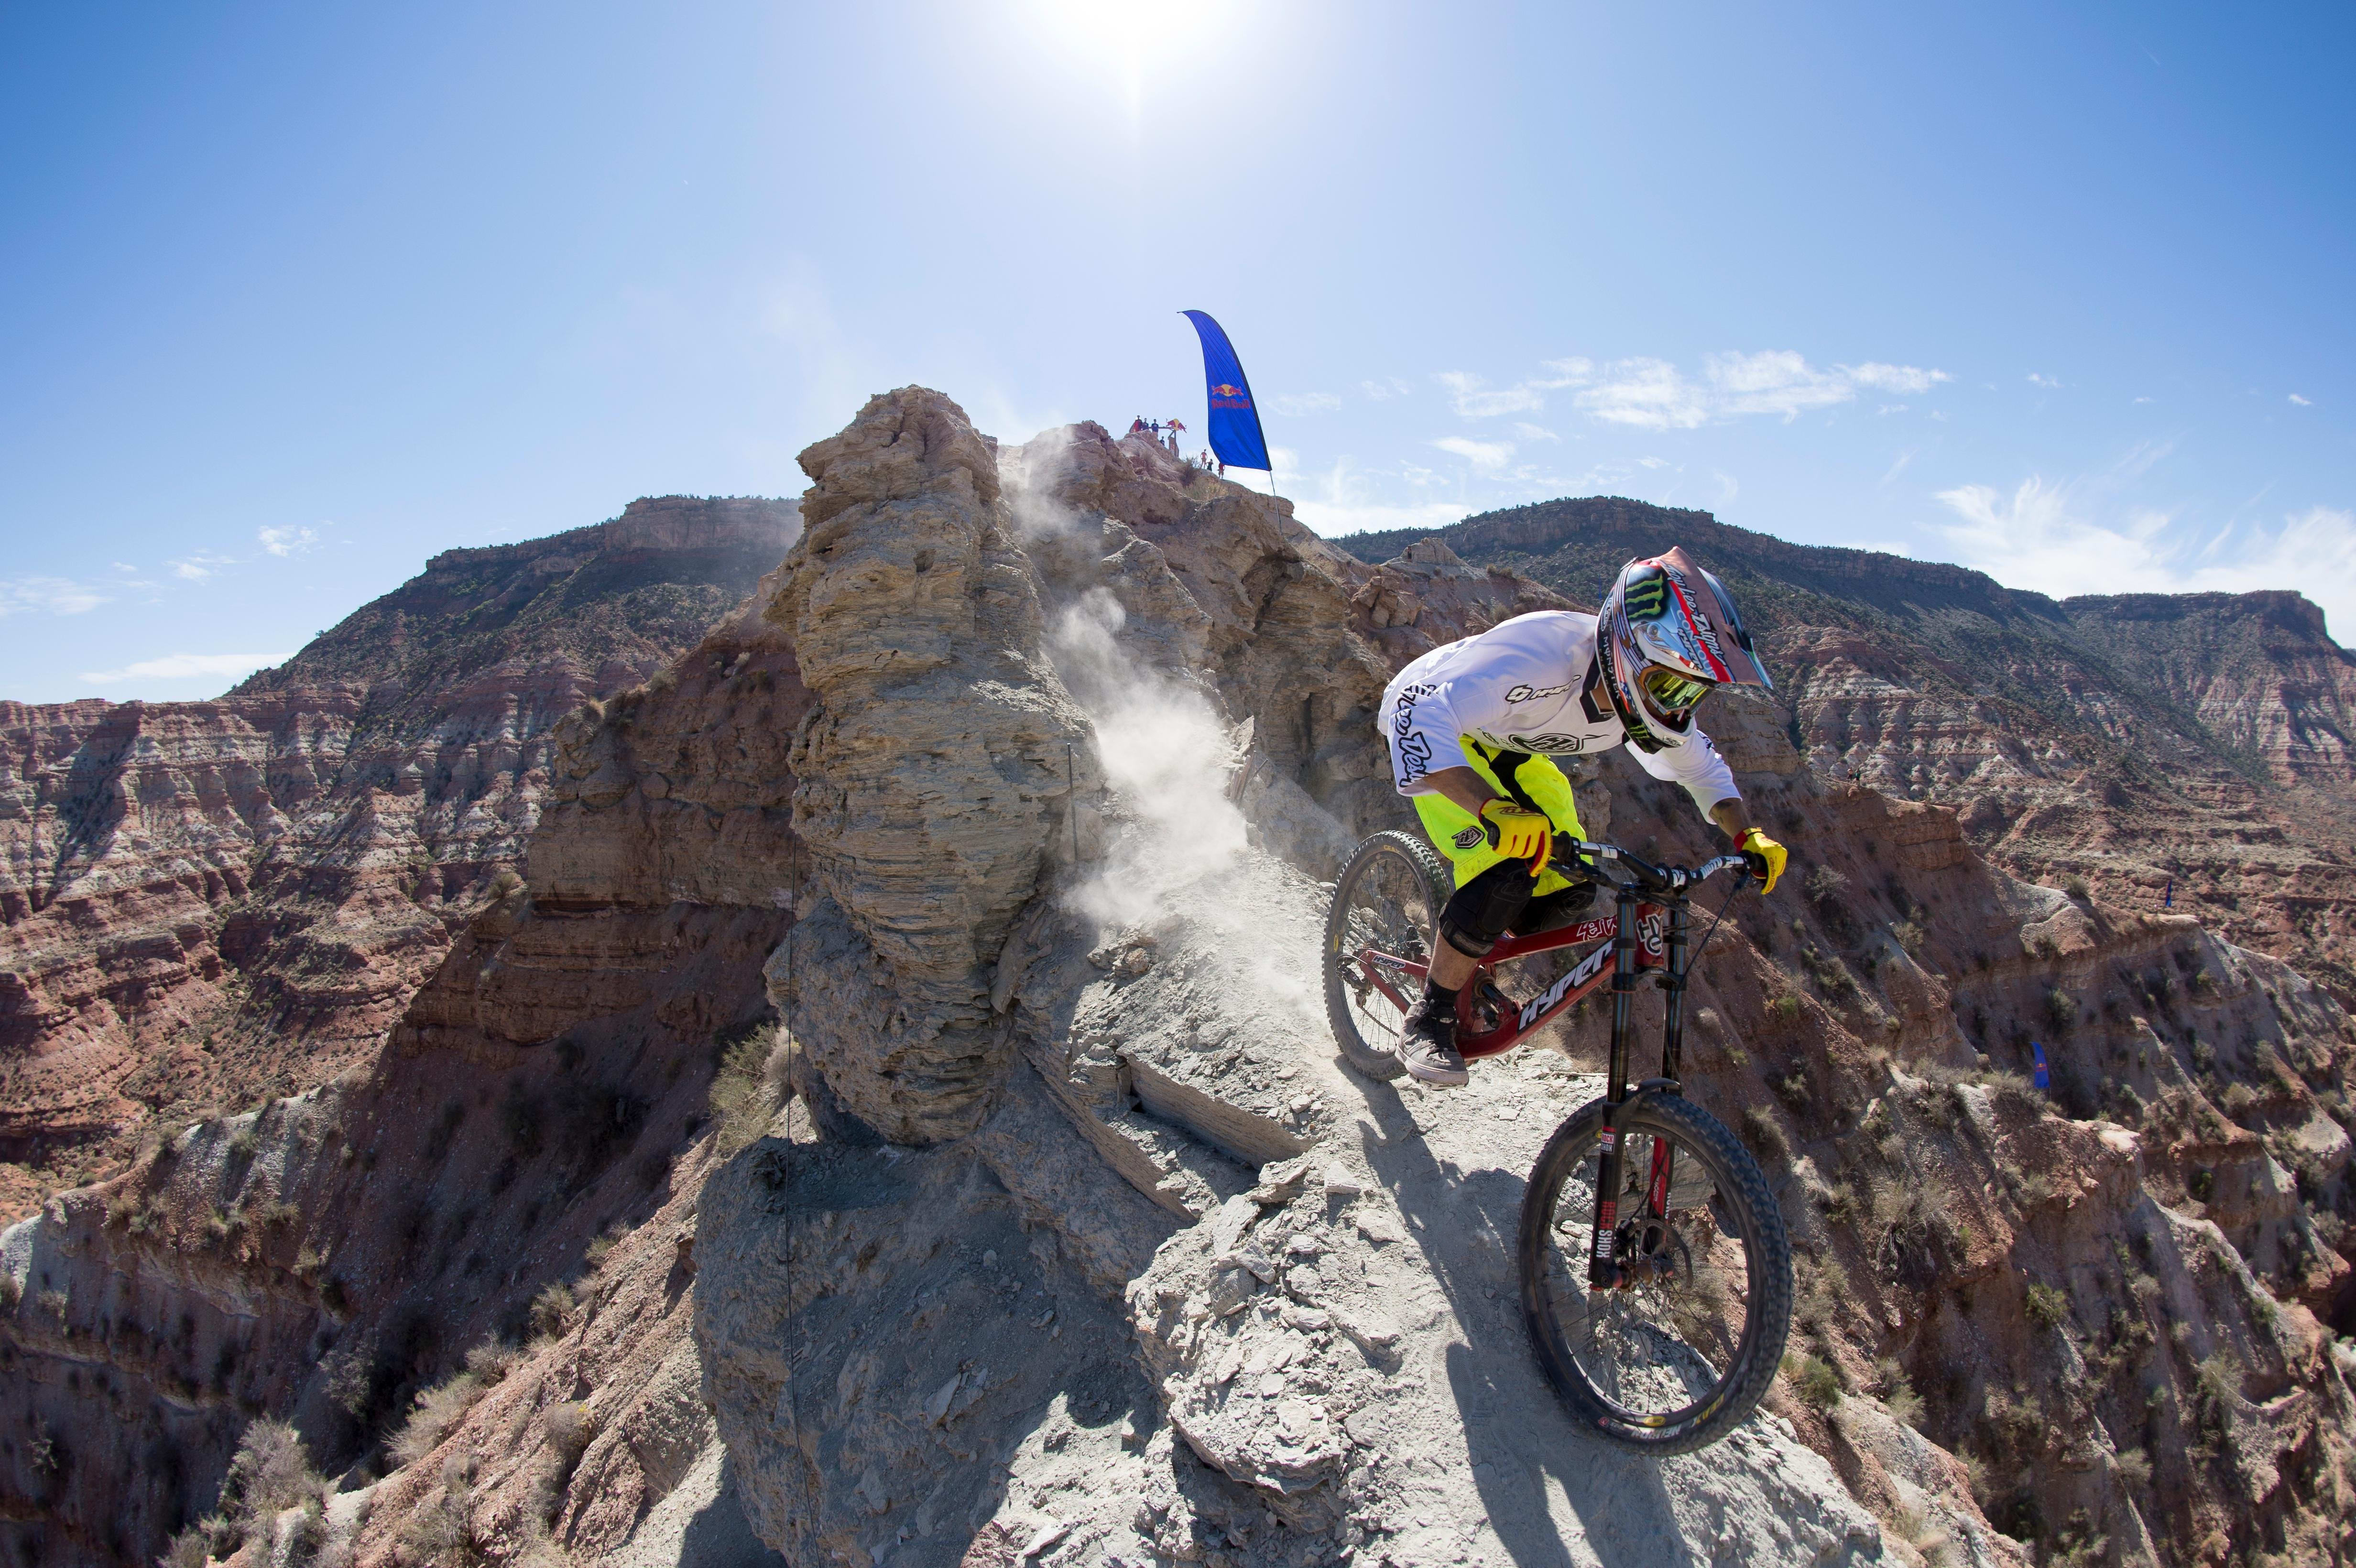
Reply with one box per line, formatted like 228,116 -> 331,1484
1351,1079 -> 1700,1568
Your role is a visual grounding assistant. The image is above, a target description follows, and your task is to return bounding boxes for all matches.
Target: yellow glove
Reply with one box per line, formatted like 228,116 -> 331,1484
1740,827 -> 1787,894
1480,798 -> 1553,867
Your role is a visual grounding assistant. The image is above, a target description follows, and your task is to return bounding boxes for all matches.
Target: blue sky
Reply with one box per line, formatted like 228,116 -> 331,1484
3,1 -> 2351,703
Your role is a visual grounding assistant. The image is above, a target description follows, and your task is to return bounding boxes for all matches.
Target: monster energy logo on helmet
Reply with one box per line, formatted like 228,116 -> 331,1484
1597,547 -> 1773,750
1620,565 -> 1673,622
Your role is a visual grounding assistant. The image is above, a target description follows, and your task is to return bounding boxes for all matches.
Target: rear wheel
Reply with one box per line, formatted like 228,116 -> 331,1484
1323,831 -> 1450,1082
1518,1093 -> 1790,1453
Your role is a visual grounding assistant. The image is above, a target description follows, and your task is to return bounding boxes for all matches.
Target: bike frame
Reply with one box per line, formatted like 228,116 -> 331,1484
1350,841 -> 1744,1290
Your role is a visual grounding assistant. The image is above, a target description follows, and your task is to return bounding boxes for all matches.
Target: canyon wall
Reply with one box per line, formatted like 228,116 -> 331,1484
0,497 -> 797,1215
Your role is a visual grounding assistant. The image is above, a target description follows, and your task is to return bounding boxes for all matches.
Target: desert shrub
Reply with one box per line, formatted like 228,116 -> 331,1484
1774,1070 -> 1811,1111
1986,1069 -> 2045,1120
191,1419 -> 328,1557
2025,1283 -> 2072,1332
2043,988 -> 2077,1033
390,1370 -> 486,1468
464,1339 -> 519,1384
1765,991 -> 1803,1024
253,1200 -> 301,1231
1873,1357 -> 1925,1427
488,866 -> 524,898
1786,1354 -> 1843,1411
2113,1447 -> 2151,1488
1804,864 -> 1849,901
709,1022 -> 795,1156
1892,919 -> 1925,956
398,1470 -> 491,1568
226,1126 -> 261,1165
529,1281 -> 577,1341
2063,875 -> 2089,900
1741,1106 -> 1790,1165
2222,1082 -> 2258,1117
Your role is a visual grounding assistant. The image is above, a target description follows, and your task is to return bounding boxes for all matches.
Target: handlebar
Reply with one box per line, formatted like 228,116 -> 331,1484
1552,838 -> 1753,895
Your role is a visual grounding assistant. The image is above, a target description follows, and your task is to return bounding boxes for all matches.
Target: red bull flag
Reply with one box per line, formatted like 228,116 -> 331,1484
1180,310 -> 1271,472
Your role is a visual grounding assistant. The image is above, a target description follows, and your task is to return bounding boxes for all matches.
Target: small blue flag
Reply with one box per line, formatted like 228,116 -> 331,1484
2163,880 -> 2172,910
1180,310 -> 1271,472
2031,1041 -> 2051,1091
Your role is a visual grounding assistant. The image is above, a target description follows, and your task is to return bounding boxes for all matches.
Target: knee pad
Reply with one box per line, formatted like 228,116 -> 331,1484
1438,860 -> 1538,958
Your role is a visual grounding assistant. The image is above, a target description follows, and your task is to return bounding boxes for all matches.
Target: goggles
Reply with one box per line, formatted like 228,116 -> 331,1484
1638,664 -> 1713,714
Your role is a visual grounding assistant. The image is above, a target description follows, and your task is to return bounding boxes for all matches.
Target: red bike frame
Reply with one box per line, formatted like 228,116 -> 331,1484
1349,904 -> 1669,1059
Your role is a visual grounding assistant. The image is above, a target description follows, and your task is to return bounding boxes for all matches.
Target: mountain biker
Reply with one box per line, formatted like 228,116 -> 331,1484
1375,546 -> 1789,1085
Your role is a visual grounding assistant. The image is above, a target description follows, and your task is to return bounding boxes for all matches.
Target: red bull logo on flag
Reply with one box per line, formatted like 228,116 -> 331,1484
1181,310 -> 1272,471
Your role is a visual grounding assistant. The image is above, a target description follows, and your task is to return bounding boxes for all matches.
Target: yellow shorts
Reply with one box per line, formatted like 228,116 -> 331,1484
1412,744 -> 1586,895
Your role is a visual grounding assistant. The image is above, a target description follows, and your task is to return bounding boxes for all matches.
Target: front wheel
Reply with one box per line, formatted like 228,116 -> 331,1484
1518,1093 -> 1791,1453
1323,831 -> 1450,1082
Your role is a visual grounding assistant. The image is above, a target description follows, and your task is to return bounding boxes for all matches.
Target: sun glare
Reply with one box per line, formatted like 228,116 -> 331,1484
1023,0 -> 1238,119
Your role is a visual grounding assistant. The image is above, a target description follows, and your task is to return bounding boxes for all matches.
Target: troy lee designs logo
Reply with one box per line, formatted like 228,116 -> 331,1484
1660,563 -> 1730,666
1504,681 -> 1573,704
1391,683 -> 1437,782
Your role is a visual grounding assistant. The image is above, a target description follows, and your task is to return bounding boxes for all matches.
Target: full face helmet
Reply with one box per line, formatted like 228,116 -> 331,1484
1596,546 -> 1772,751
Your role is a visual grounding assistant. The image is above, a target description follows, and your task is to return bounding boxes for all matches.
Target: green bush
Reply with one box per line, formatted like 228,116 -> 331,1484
1786,1354 -> 1843,1411
2025,1282 -> 2072,1332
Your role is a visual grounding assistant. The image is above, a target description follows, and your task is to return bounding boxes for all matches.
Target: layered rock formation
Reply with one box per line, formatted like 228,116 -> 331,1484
5,395 -> 2355,1568
0,496 -> 796,1215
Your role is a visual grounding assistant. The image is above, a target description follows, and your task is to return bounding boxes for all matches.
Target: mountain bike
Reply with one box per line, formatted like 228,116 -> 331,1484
1322,830 -> 1791,1453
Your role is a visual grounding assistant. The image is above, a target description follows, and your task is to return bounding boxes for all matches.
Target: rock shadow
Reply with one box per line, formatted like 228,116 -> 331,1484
1353,1080 -> 1696,1568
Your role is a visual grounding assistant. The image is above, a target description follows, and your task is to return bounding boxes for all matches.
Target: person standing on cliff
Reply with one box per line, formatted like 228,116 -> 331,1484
1376,547 -> 1791,1085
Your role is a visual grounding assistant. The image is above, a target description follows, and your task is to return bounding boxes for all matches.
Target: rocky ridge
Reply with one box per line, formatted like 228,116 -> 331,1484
1,395 -> 2352,1568
0,496 -> 797,1215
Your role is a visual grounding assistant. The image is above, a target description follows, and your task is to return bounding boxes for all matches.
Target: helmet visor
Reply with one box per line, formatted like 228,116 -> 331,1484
1639,664 -> 1712,715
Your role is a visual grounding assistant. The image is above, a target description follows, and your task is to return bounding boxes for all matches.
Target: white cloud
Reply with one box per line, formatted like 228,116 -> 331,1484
1881,449 -> 1917,486
1877,403 -> 1909,415
2290,393 -> 2312,406
258,525 -> 320,556
1565,351 -> 1947,431
1436,371 -> 1545,418
79,651 -> 297,686
2027,372 -> 2061,388
1265,392 -> 1342,417
1934,480 -> 2356,639
1284,454 -> 1469,538
170,551 -> 235,581
0,577 -> 111,616
1508,422 -> 1559,442
1636,456 -> 1670,470
1846,362 -> 1951,394
1431,436 -> 1515,471
1359,377 -> 1412,401
2133,396 -> 2154,404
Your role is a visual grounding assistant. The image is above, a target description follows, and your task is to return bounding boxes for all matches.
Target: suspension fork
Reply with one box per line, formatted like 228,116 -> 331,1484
1587,884 -> 1640,1289
1645,895 -> 1690,1222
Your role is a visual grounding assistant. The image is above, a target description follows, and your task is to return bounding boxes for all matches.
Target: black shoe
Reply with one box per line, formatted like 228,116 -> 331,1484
1398,994 -> 1470,1087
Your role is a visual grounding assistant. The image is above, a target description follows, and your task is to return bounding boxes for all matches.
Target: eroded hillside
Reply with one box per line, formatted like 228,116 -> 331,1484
0,497 -> 797,1217
3,396 -> 2353,1568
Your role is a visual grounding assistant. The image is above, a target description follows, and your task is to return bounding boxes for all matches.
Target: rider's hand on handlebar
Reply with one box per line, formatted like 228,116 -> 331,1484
1739,827 -> 1788,894
1480,799 -> 1553,868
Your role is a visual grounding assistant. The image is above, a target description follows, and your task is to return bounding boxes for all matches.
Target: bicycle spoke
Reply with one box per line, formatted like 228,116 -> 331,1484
1538,1128 -> 1751,1425
1335,853 -> 1434,1054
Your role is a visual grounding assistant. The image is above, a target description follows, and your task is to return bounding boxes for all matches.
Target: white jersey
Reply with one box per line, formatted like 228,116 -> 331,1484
1377,610 -> 1740,817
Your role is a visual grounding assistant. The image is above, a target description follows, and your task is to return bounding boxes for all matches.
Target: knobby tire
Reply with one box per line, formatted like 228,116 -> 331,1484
1518,1093 -> 1792,1454
1323,831 -> 1449,1083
